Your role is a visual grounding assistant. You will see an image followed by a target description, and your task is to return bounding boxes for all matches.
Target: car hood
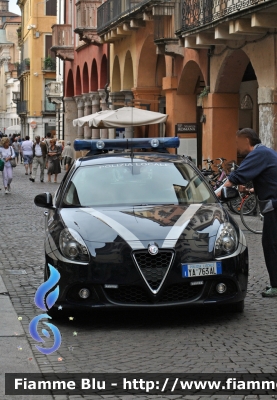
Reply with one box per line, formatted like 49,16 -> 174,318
59,204 -> 227,249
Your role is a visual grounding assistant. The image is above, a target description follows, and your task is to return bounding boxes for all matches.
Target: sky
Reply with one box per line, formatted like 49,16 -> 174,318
9,0 -> 21,15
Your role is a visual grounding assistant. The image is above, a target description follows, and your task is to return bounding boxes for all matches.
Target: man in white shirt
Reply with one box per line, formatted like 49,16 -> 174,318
29,136 -> 47,183
21,135 -> 34,175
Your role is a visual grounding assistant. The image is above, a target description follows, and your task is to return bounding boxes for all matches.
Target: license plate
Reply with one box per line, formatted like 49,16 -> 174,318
182,262 -> 222,278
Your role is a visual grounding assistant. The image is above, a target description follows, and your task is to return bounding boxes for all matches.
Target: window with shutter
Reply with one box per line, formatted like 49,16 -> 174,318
46,0 -> 57,16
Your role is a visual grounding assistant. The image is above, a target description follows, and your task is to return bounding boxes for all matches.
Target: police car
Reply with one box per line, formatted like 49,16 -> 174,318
34,137 -> 248,315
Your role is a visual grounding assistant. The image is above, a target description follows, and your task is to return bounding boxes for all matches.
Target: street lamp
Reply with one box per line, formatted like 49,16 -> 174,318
45,85 -> 50,97
12,91 -> 21,103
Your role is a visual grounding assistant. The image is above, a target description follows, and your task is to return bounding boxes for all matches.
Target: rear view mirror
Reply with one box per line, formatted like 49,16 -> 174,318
221,187 -> 240,202
34,192 -> 54,209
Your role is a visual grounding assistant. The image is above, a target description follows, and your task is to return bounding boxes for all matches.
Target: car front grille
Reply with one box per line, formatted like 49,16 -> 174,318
158,283 -> 202,303
105,286 -> 149,304
104,283 -> 202,305
132,250 -> 174,293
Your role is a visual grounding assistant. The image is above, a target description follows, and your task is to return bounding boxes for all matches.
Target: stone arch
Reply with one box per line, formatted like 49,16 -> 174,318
90,59 -> 98,91
137,35 -> 157,87
65,69 -> 74,97
100,54 -> 107,89
123,50 -> 134,90
83,62 -> 89,93
215,49 -> 250,93
177,60 -> 205,95
76,66 -> 81,95
112,55 -> 121,92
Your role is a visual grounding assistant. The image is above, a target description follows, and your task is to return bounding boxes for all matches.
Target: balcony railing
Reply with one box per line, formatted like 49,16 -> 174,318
182,0 -> 272,32
52,24 -> 73,47
17,59 -> 30,76
76,0 -> 101,29
97,0 -> 154,32
51,25 -> 74,61
41,57 -> 56,71
17,101 -> 28,114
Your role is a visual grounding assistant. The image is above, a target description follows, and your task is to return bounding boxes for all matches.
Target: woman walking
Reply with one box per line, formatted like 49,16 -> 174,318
0,137 -> 15,194
12,137 -> 20,165
47,138 -> 61,183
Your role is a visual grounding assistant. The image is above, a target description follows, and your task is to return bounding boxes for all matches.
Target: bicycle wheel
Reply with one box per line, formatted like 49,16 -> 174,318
227,197 -> 242,215
240,196 -> 263,234
228,193 -> 257,215
240,194 -> 257,215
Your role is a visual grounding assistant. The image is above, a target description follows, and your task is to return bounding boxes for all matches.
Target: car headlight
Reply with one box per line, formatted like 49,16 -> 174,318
214,222 -> 238,257
59,228 -> 89,262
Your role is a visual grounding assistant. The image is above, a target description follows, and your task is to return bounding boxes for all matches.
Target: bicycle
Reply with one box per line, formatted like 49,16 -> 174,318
223,162 -> 255,215
240,194 -> 263,234
208,158 -> 227,190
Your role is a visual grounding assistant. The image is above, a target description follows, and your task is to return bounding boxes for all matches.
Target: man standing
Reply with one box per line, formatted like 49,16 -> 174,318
21,135 -> 33,175
62,141 -> 75,171
221,128 -> 277,297
29,135 -> 47,183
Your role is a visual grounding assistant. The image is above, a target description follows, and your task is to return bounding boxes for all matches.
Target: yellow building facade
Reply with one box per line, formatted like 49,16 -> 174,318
17,0 -> 57,139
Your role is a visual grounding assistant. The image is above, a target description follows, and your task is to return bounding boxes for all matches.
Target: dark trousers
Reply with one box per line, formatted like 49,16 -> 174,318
262,209 -> 277,287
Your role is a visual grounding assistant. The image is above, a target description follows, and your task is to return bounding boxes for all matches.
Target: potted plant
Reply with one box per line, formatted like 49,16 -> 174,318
25,58 -> 30,70
44,56 -> 54,70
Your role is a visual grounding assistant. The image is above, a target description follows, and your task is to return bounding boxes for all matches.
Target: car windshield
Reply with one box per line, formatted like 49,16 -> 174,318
61,160 -> 216,207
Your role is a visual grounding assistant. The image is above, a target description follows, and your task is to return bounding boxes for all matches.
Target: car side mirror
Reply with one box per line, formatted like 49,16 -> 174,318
221,187 -> 240,202
34,192 -> 54,209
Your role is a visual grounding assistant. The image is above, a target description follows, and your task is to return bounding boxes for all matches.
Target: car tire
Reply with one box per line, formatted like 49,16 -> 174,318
225,300 -> 245,313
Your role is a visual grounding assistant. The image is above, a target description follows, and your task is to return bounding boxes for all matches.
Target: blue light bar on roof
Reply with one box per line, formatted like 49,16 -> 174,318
74,137 -> 180,152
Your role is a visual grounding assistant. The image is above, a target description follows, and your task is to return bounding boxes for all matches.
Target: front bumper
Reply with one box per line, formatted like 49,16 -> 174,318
45,246 -> 248,310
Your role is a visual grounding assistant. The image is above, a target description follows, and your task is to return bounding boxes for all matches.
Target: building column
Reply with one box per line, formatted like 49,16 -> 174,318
108,92 -> 125,139
83,95 -> 92,139
89,92 -> 100,139
121,90 -> 134,138
132,87 -> 161,137
202,93 -> 239,163
258,88 -> 277,149
163,77 -> 197,137
98,89 -> 108,139
74,96 -> 84,139
64,97 -> 78,144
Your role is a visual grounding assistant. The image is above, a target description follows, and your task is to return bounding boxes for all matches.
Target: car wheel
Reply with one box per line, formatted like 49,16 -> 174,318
225,300 -> 245,313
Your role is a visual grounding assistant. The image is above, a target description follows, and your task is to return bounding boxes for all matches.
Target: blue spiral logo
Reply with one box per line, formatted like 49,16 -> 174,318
29,264 -> 62,355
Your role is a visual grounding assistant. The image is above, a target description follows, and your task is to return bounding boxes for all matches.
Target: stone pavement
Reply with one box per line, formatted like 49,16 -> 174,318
0,162 -> 277,400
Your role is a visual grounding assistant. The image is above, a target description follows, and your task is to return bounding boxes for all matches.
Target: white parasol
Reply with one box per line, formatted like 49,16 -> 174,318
73,107 -> 168,128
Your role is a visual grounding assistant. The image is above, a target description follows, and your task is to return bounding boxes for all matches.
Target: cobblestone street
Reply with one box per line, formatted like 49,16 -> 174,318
1,163 -> 277,400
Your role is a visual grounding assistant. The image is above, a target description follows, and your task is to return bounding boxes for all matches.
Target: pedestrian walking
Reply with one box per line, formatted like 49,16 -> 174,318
12,137 -> 20,165
29,136 -> 47,183
0,137 -> 15,194
44,132 -> 52,169
18,137 -> 23,163
219,128 -> 277,297
47,138 -> 61,183
21,136 -> 33,175
62,141 -> 75,171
